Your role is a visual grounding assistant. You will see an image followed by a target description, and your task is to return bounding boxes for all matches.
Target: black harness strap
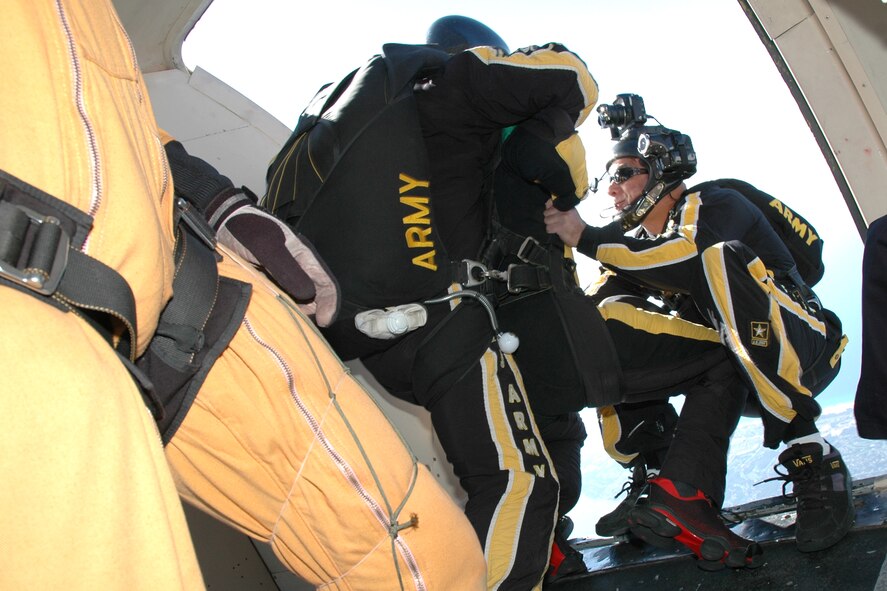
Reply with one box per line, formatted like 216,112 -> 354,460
144,164 -> 251,445
149,200 -> 220,372
0,169 -> 250,439
0,169 -> 138,359
476,222 -> 557,297
139,214 -> 250,443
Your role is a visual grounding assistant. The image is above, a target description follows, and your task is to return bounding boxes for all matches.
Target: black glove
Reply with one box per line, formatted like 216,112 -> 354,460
165,141 -> 339,326
502,125 -> 589,211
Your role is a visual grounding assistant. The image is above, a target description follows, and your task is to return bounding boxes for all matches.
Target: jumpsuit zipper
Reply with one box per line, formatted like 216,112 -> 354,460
243,315 -> 427,591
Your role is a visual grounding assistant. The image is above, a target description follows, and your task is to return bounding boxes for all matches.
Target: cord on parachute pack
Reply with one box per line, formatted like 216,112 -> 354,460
689,178 -> 825,287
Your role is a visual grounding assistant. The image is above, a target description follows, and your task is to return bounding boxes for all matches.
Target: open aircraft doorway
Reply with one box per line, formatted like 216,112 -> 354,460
108,0 -> 887,588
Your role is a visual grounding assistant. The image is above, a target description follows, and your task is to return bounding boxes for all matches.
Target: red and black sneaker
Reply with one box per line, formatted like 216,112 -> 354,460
628,476 -> 763,571
544,516 -> 588,586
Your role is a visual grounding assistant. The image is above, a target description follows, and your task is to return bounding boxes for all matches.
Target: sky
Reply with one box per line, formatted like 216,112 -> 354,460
181,0 -> 876,535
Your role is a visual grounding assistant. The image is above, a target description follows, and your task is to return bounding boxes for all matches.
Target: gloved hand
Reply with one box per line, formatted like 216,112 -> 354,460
164,140 -> 340,326
502,124 -> 589,211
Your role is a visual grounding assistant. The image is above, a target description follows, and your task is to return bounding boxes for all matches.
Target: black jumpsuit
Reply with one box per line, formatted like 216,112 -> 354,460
855,214 -> 887,440
267,43 -> 601,590
576,185 -> 846,450
493,138 -> 746,507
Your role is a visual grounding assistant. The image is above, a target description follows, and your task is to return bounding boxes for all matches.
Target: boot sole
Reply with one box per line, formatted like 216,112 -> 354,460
595,523 -> 631,537
627,506 -> 680,550
628,504 -> 763,570
797,513 -> 855,552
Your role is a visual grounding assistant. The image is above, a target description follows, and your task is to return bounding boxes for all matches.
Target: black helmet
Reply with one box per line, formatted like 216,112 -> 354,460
426,15 -> 509,55
608,126 -> 659,171
609,125 -> 697,230
608,125 -> 696,178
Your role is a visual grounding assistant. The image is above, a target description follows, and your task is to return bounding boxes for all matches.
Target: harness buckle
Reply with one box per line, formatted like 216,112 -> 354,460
0,204 -> 69,295
516,235 -> 544,265
458,259 -> 490,288
505,264 -> 526,294
505,263 -> 551,294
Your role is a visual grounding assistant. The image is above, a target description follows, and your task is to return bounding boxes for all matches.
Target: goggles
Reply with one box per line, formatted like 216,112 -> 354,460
609,166 -> 648,185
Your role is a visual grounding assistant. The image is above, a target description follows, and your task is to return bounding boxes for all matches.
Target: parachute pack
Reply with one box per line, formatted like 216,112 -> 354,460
689,178 -> 825,286
262,44 -> 452,319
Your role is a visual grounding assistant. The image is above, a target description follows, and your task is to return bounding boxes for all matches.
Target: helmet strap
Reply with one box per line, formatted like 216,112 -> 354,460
618,179 -> 681,231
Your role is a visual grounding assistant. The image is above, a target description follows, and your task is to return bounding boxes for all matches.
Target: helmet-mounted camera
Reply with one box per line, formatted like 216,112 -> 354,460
597,93 -> 647,139
595,94 -> 698,230
637,129 -> 697,181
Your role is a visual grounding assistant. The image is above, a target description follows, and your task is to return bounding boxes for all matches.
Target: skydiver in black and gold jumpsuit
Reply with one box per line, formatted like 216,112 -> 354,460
264,17 -> 606,590
492,119 -> 753,572
545,115 -> 854,561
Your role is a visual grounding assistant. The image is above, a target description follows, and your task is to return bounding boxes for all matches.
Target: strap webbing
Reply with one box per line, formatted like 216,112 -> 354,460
0,169 -> 138,359
150,205 -> 220,371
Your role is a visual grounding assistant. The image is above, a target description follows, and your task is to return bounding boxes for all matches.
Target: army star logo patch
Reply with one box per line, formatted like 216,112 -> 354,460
751,321 -> 770,347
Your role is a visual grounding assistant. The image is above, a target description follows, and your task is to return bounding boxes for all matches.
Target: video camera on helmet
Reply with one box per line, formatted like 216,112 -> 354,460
638,130 -> 696,180
597,93 -> 647,139
595,93 -> 699,231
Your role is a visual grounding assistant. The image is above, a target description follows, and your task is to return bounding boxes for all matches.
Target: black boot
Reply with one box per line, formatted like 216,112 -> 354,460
775,441 -> 855,552
595,462 -> 649,537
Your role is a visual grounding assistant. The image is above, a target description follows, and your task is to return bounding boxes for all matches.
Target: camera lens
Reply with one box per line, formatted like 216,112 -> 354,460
597,103 -> 629,128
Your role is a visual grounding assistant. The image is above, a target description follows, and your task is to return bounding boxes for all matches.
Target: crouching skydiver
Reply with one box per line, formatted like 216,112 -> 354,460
263,15 -> 601,590
541,95 -> 852,569
1,2 -> 485,588
490,118 -> 762,571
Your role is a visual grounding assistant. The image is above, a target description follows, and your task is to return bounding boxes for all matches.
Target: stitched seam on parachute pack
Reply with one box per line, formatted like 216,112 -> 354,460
318,535 -> 390,590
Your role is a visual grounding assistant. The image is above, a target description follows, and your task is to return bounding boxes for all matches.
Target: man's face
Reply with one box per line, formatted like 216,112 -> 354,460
607,157 -> 648,211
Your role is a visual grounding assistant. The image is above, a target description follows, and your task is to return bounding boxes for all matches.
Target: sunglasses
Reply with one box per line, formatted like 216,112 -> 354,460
609,166 -> 648,184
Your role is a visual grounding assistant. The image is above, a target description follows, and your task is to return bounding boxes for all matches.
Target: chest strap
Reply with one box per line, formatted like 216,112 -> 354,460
0,169 -> 137,359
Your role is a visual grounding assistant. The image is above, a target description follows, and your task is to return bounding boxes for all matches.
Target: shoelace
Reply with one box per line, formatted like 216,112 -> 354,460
756,462 -> 826,511
613,466 -> 650,500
